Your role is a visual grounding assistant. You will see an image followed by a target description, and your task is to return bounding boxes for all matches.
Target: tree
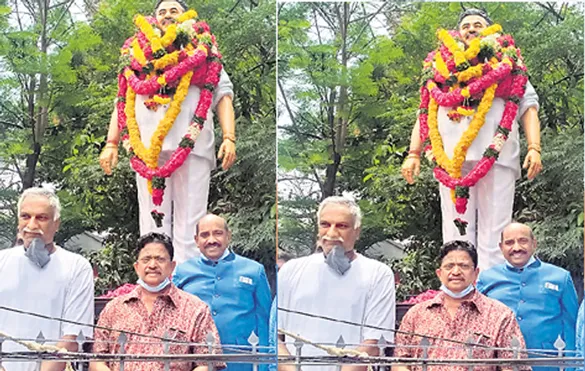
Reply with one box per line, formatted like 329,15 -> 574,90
278,2 -> 584,300
0,0 -> 277,294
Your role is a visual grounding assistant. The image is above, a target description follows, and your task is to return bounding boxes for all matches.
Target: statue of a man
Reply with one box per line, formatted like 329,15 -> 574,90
401,9 -> 543,271
99,0 -> 236,264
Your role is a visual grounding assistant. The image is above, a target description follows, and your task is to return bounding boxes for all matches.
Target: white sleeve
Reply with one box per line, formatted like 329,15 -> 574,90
62,258 -> 95,338
362,266 -> 396,343
212,68 -> 234,109
518,80 -> 539,118
277,261 -> 294,333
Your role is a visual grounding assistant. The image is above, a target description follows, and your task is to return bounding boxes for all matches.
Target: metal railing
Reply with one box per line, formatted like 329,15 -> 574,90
0,330 -> 277,371
278,333 -> 584,370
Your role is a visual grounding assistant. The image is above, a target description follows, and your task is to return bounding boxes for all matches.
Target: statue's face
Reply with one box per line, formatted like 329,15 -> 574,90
156,1 -> 185,31
458,15 -> 488,46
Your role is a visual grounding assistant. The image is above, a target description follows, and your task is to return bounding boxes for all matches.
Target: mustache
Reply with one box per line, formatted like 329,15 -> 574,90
22,227 -> 44,235
321,236 -> 344,243
204,242 -> 221,248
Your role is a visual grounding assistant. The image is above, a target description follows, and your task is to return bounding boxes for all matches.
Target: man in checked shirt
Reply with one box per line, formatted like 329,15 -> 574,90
393,241 -> 529,371
91,233 -> 225,371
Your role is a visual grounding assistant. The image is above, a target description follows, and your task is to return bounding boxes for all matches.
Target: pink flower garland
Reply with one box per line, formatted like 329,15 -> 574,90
115,19 -> 223,226
416,31 -> 528,235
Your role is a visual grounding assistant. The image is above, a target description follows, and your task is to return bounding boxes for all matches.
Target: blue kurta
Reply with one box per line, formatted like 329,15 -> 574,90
576,301 -> 584,371
173,250 -> 272,371
477,258 -> 579,371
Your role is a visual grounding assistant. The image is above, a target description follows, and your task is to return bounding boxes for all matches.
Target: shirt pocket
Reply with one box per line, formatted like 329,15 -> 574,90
538,283 -> 562,311
168,326 -> 192,355
233,276 -> 255,291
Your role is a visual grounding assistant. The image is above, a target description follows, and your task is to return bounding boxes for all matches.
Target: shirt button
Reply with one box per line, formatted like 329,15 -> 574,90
517,316 -> 522,321
212,311 -> 217,316
217,276 -> 221,280
215,294 -> 220,298
520,299 -> 525,304
521,282 -> 526,287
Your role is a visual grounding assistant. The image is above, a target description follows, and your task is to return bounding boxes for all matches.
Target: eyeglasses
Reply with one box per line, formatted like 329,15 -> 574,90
440,262 -> 474,271
138,256 -> 169,264
502,237 -> 532,247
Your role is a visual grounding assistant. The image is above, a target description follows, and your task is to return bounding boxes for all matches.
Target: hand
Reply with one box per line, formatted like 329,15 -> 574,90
522,149 -> 542,180
99,146 -> 119,175
401,156 -> 420,184
217,139 -> 236,170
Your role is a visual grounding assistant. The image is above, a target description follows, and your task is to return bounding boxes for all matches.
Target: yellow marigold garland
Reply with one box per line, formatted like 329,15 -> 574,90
463,37 -> 480,60
457,64 -> 484,83
428,83 -> 498,178
437,29 -> 466,66
177,10 -> 198,23
125,71 -> 194,168
481,24 -> 503,37
153,50 -> 180,70
160,24 -> 177,48
131,39 -> 147,66
434,52 -> 450,79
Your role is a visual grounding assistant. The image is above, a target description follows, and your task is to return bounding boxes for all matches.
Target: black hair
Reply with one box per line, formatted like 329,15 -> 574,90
154,0 -> 188,14
439,240 -> 478,269
135,232 -> 174,261
458,8 -> 493,28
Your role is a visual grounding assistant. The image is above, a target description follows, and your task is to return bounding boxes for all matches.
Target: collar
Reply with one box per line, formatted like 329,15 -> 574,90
200,249 -> 234,265
505,256 -> 540,272
426,289 -> 485,314
124,283 -> 181,308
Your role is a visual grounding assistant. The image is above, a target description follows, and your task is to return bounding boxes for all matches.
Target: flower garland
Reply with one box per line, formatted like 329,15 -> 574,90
417,25 -> 528,235
116,11 -> 223,226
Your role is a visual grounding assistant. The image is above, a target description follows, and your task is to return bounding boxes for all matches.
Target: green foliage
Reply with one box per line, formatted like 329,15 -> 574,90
278,2 -> 584,301
0,0 -> 276,294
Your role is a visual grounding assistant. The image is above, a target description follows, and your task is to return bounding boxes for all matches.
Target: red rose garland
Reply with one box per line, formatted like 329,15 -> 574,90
417,28 -> 528,235
116,17 -> 223,226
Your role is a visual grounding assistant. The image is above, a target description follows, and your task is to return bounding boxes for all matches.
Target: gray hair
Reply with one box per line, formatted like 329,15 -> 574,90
317,196 -> 362,229
17,187 -> 61,221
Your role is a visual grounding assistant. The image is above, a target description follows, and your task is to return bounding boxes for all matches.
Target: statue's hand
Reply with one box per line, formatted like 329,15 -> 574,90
523,149 -> 542,180
99,145 -> 119,175
218,139 -> 236,170
401,156 -> 420,184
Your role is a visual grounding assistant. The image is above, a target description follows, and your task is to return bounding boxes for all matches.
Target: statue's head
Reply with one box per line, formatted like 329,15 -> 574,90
457,8 -> 493,46
154,0 -> 187,30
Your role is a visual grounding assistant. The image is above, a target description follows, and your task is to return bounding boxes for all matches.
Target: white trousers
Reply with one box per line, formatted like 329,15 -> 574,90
439,163 -> 516,272
136,152 -> 212,265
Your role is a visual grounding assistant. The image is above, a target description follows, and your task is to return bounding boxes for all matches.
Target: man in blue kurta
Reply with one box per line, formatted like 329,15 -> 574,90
173,214 -> 272,371
577,301 -> 584,371
477,222 -> 579,371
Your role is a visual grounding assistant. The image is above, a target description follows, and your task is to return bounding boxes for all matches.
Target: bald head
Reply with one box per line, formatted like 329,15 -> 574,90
500,222 -> 534,243
500,222 -> 537,268
195,214 -> 231,261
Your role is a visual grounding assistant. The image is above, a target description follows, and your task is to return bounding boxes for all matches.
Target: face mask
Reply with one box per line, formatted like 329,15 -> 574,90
324,245 -> 352,275
24,238 -> 51,268
137,277 -> 171,293
440,283 -> 475,299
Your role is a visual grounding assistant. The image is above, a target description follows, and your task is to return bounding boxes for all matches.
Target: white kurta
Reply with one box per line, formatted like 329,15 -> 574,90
135,69 -> 234,265
278,253 -> 396,371
0,246 -> 94,371
436,81 -> 539,271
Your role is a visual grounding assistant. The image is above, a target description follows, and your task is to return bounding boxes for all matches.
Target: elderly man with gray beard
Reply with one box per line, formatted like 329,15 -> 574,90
277,196 -> 396,371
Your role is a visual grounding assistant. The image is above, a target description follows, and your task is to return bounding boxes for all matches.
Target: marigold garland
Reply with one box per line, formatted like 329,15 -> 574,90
418,24 -> 528,235
116,11 -> 223,226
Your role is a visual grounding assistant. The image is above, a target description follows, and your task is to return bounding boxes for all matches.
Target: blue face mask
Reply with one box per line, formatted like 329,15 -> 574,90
324,245 -> 352,275
440,283 -> 475,299
24,238 -> 51,268
137,277 -> 171,293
